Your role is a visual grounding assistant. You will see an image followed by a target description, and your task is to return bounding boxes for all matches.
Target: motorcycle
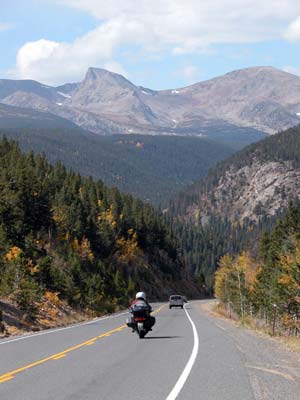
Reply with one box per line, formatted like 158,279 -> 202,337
126,305 -> 155,339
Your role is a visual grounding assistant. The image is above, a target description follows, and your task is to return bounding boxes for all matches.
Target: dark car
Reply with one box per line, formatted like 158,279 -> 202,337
169,295 -> 184,309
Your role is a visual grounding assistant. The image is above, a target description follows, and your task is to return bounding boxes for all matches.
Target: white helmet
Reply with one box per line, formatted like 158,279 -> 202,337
136,291 -> 146,300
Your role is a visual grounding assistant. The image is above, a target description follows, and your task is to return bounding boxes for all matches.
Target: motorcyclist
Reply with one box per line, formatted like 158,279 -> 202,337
127,291 -> 155,332
130,291 -> 152,310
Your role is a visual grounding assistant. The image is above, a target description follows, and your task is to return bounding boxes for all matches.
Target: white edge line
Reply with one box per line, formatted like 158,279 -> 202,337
0,312 -> 127,346
166,305 -> 199,400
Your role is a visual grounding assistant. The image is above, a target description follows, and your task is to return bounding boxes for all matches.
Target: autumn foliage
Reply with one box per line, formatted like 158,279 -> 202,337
215,252 -> 258,318
215,204 -> 300,335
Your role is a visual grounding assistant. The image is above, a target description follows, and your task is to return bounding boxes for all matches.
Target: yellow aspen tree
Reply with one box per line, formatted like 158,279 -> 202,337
215,254 -> 234,303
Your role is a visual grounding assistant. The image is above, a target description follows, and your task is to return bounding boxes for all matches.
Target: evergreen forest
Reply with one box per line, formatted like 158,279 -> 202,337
0,137 -> 197,321
0,128 -> 234,206
168,125 -> 300,291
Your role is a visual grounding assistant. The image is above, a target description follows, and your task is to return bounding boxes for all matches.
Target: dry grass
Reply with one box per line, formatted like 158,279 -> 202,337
211,302 -> 239,321
279,336 -> 300,352
208,301 -> 300,352
0,296 -> 93,338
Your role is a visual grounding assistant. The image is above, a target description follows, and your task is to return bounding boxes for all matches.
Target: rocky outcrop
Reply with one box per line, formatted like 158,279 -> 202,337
186,159 -> 300,224
172,125 -> 300,225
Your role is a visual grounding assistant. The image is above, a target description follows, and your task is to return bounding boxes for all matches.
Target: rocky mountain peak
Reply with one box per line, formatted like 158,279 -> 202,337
224,65 -> 278,77
83,67 -> 134,90
222,66 -> 297,86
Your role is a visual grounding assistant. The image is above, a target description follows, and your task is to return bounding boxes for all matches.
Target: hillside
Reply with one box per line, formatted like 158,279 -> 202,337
0,103 -> 86,131
172,124 -> 300,224
213,200 -> 300,335
5,66 -> 300,140
0,137 -> 202,326
168,125 -> 300,289
0,128 -> 234,206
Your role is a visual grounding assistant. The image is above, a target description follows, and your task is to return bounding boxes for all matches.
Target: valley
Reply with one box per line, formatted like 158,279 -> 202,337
3,3 -> 300,399
0,128 -> 234,206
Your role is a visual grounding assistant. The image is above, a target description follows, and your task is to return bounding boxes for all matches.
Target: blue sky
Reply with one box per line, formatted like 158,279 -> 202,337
1,0 -> 300,89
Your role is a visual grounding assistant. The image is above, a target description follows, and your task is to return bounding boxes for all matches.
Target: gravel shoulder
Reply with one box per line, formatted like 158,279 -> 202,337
199,300 -> 300,400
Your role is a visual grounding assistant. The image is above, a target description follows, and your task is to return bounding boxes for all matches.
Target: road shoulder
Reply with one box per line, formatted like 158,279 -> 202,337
198,300 -> 300,400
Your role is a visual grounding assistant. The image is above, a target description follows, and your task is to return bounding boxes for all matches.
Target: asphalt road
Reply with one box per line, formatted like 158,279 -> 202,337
0,300 -> 299,400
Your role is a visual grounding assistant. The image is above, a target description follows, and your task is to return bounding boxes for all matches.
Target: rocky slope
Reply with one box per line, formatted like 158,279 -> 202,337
168,66 -> 300,134
2,66 -> 300,138
172,124 -> 300,224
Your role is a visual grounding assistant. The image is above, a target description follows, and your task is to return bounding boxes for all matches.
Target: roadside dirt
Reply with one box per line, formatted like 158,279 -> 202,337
0,298 -> 89,338
200,299 -> 300,353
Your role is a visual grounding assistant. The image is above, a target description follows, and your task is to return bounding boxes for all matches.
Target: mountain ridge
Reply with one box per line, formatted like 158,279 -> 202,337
1,65 -> 299,138
171,124 -> 300,224
0,127 -> 235,206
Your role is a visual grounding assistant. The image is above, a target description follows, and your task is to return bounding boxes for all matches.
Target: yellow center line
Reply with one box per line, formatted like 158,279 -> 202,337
0,376 -> 14,383
85,339 -> 97,345
152,304 -> 165,315
0,324 -> 125,382
0,305 -> 165,383
52,354 -> 66,360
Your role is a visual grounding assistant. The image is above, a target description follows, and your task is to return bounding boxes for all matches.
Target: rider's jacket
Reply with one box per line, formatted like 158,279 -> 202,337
130,299 -> 152,313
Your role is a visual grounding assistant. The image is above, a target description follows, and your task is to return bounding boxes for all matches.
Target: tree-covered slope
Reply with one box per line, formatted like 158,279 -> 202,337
0,103 -> 84,130
215,201 -> 300,336
171,124 -> 300,222
168,124 -> 300,290
0,128 -> 234,206
0,138 -> 200,319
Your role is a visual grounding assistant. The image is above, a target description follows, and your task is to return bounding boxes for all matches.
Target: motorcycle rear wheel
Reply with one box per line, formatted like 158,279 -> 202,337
139,330 -> 145,338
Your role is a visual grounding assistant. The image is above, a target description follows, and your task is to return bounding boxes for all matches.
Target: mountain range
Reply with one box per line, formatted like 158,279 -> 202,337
2,66 -> 300,141
2,65 -> 300,295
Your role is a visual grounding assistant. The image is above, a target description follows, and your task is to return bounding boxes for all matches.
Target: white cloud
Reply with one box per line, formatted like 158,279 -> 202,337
16,39 -> 59,74
283,65 -> 300,76
285,16 -> 300,41
10,0 -> 300,84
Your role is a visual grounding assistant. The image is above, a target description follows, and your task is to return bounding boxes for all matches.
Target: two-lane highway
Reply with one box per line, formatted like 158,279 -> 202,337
0,301 -> 273,399
0,301 -> 254,399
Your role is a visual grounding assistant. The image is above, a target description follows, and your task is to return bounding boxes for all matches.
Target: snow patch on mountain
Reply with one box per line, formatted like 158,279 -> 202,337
57,91 -> 71,99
